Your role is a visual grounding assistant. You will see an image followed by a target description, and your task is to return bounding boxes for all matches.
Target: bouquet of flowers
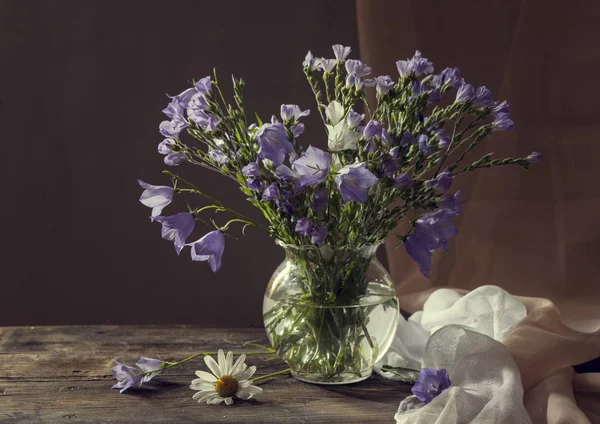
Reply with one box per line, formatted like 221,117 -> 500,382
138,45 -> 540,384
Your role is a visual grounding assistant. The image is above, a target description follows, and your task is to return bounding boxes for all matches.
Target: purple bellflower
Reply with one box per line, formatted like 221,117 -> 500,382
292,146 -> 331,187
294,218 -> 328,244
138,180 -> 174,218
335,163 -> 379,204
396,50 -> 433,77
527,151 -> 542,164
111,361 -> 142,393
427,170 -> 453,191
256,123 -> 294,167
332,44 -> 351,61
136,357 -> 164,383
394,172 -> 415,189
492,113 -> 514,131
411,368 -> 452,404
405,210 -> 458,277
262,183 -> 281,201
158,139 -> 186,166
242,162 -> 260,177
153,213 -> 195,255
373,75 -> 394,95
280,104 -> 310,123
187,230 -> 225,272
455,83 -> 475,103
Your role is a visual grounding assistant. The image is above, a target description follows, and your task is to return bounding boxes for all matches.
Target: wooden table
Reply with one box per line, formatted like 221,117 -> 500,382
0,326 -> 411,423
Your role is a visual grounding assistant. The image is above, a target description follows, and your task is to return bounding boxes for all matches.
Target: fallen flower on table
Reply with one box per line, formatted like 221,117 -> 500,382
111,345 -> 280,395
111,356 -> 164,393
191,349 -> 291,406
411,368 -> 451,404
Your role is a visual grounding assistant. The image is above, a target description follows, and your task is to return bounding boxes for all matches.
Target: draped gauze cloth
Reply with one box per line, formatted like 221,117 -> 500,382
356,0 -> 600,422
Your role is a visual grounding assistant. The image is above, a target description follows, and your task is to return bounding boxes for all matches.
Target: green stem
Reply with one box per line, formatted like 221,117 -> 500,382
135,351 -> 277,377
165,170 -> 270,233
251,368 -> 291,383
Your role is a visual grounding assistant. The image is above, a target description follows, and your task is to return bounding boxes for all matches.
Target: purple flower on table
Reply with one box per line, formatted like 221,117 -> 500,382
247,177 -> 262,192
295,217 -> 314,237
345,59 -> 372,88
136,357 -> 164,382
332,44 -> 351,61
262,183 -> 281,201
317,58 -> 337,73
427,170 -> 453,191
394,172 -> 415,189
526,151 -> 542,164
474,86 -> 495,107
256,123 -> 294,167
208,148 -> 229,166
411,368 -> 451,404
455,83 -> 475,103
335,163 -> 379,204
303,51 -> 319,71
492,112 -> 514,131
493,100 -> 510,116
292,146 -> 331,187
405,210 -> 458,277
242,162 -> 260,177
194,76 -> 212,96
310,225 -> 328,244
373,75 -> 394,95
418,134 -> 434,153
153,213 -> 195,255
138,180 -> 174,218
439,190 -> 463,217
280,104 -> 310,123
112,361 -> 142,393
312,188 -> 329,215
187,230 -> 225,272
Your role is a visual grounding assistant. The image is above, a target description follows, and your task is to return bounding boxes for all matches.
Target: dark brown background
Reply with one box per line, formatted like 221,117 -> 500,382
0,0 -> 358,326
2,0 -> 599,327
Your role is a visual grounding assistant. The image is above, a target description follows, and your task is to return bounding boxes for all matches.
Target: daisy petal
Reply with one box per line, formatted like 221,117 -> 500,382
190,380 -> 215,391
224,397 -> 234,406
225,351 -> 234,375
197,394 -> 218,404
192,389 -> 216,400
237,384 -> 263,400
204,355 -> 222,378
217,350 -> 226,372
210,396 -> 225,405
195,370 -> 217,382
230,354 -> 247,377
240,365 -> 257,380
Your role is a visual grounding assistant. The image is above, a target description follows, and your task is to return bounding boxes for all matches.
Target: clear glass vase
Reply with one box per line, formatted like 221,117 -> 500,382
263,242 -> 399,385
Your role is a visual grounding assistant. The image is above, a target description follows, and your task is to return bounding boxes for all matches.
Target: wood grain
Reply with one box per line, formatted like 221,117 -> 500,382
0,326 -> 411,423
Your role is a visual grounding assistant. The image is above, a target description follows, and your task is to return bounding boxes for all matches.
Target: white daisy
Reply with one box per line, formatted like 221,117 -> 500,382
190,349 -> 263,406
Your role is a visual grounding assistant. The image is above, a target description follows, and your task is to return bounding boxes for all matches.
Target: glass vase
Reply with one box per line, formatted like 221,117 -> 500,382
262,242 -> 399,385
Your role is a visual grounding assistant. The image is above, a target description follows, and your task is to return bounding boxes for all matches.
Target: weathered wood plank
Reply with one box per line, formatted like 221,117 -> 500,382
0,326 -> 410,423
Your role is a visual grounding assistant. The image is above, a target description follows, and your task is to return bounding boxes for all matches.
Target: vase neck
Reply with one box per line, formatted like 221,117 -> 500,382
278,243 -> 381,262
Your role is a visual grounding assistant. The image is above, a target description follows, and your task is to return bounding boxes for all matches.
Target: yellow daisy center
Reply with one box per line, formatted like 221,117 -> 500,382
215,375 -> 238,398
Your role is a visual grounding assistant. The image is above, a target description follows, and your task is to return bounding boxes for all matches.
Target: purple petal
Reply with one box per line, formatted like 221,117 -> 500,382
188,230 -> 225,272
